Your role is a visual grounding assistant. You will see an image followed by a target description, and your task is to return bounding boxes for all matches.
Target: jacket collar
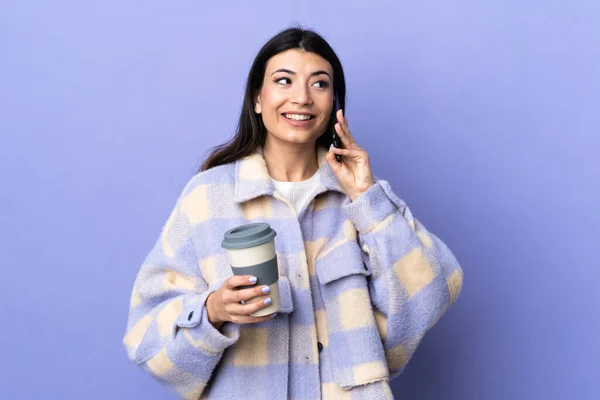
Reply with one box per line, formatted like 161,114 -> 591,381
234,145 -> 346,204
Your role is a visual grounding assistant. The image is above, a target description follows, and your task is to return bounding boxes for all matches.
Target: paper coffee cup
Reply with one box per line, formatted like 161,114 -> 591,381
221,223 -> 280,317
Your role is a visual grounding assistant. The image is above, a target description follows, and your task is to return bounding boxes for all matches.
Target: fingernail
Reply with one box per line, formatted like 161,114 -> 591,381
270,313 -> 278,319
264,297 -> 272,305
249,276 -> 257,283
262,286 -> 270,294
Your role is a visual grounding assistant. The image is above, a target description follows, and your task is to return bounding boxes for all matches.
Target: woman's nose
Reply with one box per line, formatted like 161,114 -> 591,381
290,84 -> 312,105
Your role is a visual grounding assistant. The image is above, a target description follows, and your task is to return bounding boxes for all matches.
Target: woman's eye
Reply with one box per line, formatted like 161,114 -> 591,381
313,80 -> 329,89
276,77 -> 291,85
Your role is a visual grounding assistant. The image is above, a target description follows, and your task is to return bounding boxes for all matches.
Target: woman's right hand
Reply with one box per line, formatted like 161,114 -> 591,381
205,275 -> 274,329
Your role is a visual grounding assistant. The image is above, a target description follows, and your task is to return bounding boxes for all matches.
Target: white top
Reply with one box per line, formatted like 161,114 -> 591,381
271,171 -> 321,215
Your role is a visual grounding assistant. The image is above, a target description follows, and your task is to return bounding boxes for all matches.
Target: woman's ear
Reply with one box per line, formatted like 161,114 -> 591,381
254,92 -> 262,114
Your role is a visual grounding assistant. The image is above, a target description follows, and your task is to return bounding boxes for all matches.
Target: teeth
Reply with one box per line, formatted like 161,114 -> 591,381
285,114 -> 312,121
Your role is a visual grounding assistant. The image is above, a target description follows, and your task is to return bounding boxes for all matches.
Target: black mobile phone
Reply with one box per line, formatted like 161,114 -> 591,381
332,96 -> 343,162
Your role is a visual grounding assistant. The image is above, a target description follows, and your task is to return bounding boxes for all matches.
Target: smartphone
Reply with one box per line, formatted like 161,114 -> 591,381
332,96 -> 343,162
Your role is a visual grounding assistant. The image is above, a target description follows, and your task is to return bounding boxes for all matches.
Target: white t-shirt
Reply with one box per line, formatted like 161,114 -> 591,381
271,171 -> 321,215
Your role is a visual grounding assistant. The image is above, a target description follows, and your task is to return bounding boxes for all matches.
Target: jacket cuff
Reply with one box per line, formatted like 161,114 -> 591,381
175,287 -> 240,353
342,182 -> 397,234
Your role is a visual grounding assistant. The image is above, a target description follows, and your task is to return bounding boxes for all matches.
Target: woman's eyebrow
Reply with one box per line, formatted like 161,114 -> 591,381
271,68 -> 332,79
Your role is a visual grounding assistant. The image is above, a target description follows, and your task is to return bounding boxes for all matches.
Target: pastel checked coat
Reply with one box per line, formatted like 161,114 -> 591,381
122,145 -> 463,399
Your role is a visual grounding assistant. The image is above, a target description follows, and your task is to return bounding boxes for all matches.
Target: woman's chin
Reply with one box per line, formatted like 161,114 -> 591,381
269,131 -> 319,145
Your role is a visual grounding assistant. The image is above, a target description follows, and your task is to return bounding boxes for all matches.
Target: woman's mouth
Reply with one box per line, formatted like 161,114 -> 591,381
282,113 -> 315,121
282,113 -> 316,128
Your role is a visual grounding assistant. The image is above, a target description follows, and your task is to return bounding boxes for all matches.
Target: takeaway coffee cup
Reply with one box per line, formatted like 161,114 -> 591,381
221,222 -> 280,317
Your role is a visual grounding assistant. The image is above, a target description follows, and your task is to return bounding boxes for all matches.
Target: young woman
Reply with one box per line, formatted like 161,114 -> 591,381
123,27 -> 463,399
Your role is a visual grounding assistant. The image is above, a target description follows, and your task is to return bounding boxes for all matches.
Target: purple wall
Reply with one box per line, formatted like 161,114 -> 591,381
1,1 -> 598,399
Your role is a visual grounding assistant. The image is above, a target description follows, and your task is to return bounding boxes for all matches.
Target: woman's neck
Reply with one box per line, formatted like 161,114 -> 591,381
263,138 -> 319,182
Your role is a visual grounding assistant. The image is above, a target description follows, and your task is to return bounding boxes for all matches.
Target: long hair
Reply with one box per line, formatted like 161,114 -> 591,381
199,26 -> 346,172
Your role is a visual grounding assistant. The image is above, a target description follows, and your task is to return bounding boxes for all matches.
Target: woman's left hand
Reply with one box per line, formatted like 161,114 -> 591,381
325,109 -> 376,202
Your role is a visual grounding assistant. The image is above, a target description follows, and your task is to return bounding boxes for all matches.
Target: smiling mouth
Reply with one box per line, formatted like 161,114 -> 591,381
282,113 -> 315,121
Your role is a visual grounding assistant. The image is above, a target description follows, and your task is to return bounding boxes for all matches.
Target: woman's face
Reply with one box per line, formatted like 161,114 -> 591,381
255,49 -> 334,146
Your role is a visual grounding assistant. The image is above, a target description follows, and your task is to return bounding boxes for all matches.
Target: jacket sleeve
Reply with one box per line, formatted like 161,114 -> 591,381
122,185 -> 239,399
342,180 -> 463,379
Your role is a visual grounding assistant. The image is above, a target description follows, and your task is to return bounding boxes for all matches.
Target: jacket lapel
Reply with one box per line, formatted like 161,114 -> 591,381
234,145 -> 346,205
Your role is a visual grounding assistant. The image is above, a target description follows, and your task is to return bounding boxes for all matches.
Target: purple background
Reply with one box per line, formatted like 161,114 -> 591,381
1,1 -> 599,399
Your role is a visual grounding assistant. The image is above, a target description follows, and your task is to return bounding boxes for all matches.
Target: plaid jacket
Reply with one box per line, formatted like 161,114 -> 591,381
123,145 -> 463,399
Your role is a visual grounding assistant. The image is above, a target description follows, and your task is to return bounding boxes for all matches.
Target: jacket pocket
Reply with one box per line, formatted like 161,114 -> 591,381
314,239 -> 389,389
315,239 -> 371,285
275,276 -> 294,313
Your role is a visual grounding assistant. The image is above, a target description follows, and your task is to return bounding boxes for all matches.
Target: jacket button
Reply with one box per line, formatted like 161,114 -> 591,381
188,311 -> 194,321
317,342 -> 323,353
